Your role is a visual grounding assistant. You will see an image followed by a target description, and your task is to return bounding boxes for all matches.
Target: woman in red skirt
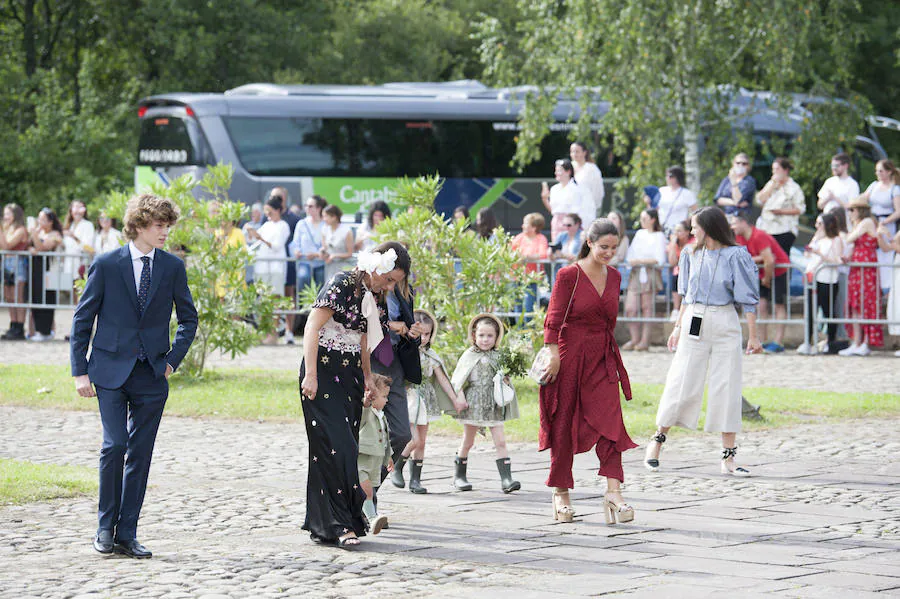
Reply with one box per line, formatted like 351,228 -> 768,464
539,219 -> 636,525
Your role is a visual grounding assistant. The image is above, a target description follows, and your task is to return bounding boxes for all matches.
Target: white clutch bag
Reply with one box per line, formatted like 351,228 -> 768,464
528,348 -> 552,385
493,372 -> 517,407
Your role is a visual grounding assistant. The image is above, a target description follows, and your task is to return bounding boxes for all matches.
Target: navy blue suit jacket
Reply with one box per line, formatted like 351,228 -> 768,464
70,244 -> 198,389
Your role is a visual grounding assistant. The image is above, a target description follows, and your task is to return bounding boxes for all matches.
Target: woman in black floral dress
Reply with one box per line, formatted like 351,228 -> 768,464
299,241 -> 411,547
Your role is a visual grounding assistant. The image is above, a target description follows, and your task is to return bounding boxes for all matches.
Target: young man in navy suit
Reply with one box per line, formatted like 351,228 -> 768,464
70,193 -> 197,558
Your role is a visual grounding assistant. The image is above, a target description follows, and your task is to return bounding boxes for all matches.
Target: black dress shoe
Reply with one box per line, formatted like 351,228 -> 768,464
114,539 -> 152,559
93,530 -> 114,554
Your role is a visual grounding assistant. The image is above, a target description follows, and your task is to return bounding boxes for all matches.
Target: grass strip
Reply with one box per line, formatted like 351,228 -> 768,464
0,458 -> 97,505
2,364 -> 897,443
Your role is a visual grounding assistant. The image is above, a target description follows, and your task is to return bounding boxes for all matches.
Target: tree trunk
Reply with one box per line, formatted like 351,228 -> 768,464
683,121 -> 701,195
23,0 -> 36,77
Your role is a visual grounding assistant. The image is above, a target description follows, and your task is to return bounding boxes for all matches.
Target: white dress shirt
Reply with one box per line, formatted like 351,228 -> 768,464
128,241 -> 156,294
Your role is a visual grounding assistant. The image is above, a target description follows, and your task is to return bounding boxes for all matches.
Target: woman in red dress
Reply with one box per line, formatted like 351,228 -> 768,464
841,196 -> 883,355
540,219 -> 636,525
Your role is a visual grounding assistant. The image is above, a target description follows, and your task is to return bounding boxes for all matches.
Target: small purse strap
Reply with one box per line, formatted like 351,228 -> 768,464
561,266 -> 580,326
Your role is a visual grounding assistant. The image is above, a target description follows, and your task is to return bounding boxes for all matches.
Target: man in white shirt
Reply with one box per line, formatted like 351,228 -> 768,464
817,153 -> 859,216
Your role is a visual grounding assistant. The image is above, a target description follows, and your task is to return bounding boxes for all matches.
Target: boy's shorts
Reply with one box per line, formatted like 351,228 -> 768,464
358,453 -> 386,486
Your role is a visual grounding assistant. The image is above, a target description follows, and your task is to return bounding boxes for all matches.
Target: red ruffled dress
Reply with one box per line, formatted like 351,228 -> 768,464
539,264 -> 636,486
847,234 -> 883,347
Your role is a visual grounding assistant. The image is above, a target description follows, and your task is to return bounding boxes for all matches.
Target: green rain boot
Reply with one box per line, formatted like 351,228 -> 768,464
408,460 -> 428,494
496,457 -> 521,493
390,455 -> 408,488
453,456 -> 473,491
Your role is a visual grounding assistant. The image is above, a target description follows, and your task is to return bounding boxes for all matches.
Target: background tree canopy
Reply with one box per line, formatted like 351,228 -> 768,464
0,0 -> 896,215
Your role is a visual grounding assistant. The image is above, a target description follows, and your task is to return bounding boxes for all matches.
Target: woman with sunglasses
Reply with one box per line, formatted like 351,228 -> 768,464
714,153 -> 757,216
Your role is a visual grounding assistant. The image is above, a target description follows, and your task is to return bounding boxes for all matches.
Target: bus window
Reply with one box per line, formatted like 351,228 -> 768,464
137,116 -> 209,166
224,117 -> 345,176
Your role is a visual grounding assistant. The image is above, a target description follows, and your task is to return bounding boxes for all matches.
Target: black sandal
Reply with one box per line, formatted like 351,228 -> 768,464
644,431 -> 666,472
720,447 -> 751,477
337,534 -> 361,548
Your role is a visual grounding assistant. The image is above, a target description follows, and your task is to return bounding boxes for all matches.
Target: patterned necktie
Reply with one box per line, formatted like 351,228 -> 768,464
137,256 -> 151,360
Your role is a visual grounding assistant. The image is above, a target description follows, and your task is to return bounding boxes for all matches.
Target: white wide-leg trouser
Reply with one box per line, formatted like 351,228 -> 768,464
656,304 -> 744,433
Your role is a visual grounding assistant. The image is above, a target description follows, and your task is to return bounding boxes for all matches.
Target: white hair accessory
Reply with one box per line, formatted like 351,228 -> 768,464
357,248 -> 397,275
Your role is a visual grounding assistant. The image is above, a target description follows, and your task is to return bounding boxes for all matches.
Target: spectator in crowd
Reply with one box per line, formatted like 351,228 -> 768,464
93,212 -> 123,256
541,158 -> 593,241
798,212 -> 844,355
839,196 -> 882,356
62,200 -> 95,286
875,222 -> 900,357
731,213 -> 790,353
289,204 -> 303,218
859,159 -> 900,292
552,213 -> 584,263
321,205 -> 355,282
268,188 -> 300,345
511,212 -> 550,321
453,205 -> 470,224
242,202 -> 264,239
658,166 -> 698,235
817,152 -> 859,219
666,219 -> 694,321
714,153 -> 757,216
355,201 -> 392,252
28,207 -> 64,341
290,195 -> 327,292
475,208 -> 499,241
247,196 -> 291,345
645,207 -> 760,476
570,141 -> 605,213
641,186 -> 661,210
1,203 -> 29,340
623,209 -> 667,350
607,210 -> 630,291
756,157 -> 805,256
242,202 -> 263,283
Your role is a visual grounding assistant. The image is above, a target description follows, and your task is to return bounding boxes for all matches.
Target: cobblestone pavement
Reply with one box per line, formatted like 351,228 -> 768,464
1,338 -> 899,598
2,401 -> 899,598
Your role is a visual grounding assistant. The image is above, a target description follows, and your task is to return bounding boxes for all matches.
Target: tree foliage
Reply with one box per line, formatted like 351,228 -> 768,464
474,0 -> 878,203
0,0 -> 895,217
375,175 -> 544,371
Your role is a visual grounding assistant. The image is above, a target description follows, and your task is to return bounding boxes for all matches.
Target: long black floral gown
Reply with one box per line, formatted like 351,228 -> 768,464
300,270 -> 378,542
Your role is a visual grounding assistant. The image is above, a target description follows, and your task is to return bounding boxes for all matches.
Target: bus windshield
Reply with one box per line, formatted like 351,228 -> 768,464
138,116 -> 208,166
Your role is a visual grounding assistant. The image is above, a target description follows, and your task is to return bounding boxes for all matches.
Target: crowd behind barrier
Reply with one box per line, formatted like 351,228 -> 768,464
7,248 -> 898,354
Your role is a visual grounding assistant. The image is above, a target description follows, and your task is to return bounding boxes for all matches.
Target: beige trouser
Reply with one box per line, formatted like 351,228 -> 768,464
656,304 -> 743,433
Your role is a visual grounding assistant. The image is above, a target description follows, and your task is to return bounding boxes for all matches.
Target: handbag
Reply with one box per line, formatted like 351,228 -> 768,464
528,266 -> 580,384
395,335 -> 423,385
493,372 -> 517,407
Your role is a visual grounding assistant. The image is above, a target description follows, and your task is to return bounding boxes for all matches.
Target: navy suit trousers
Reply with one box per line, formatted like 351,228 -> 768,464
96,361 -> 168,540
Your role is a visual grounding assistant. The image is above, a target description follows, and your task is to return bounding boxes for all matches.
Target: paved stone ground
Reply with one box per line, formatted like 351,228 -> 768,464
1,341 -> 899,598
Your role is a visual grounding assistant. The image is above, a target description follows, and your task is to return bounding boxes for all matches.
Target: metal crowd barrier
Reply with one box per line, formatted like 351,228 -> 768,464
0,249 -> 82,309
808,260 -> 898,348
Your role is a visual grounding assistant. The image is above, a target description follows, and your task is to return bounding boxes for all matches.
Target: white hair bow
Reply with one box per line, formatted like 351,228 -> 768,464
357,248 -> 397,275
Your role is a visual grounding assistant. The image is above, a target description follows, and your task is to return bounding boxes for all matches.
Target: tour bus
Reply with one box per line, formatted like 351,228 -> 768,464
136,80 -> 890,228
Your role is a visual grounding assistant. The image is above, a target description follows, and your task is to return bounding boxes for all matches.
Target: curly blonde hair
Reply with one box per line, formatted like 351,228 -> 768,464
122,194 -> 180,241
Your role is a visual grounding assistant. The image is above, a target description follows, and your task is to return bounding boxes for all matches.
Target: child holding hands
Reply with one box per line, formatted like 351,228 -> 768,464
449,313 -> 521,493
391,310 -> 467,493
357,373 -> 394,534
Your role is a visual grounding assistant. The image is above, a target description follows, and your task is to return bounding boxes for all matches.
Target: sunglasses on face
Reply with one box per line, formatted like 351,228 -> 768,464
735,161 -> 748,165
